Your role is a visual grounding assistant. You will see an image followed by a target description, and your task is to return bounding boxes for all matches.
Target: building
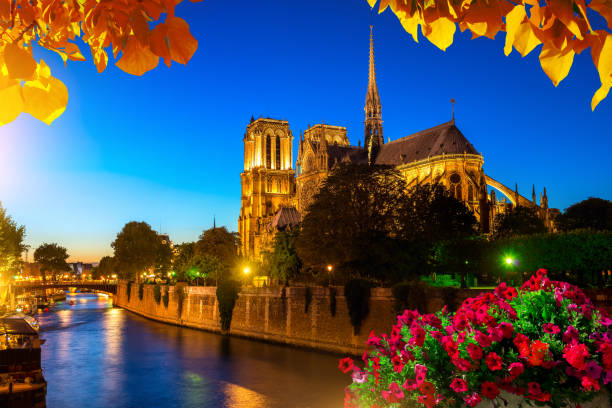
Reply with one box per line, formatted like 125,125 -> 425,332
238,26 -> 552,259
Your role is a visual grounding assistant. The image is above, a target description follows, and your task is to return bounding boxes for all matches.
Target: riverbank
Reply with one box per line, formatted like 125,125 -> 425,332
114,282 -> 612,355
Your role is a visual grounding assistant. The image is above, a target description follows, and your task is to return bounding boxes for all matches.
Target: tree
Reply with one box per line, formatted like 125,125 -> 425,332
0,0 -> 199,126
557,197 -> 612,231
111,221 -> 159,281
173,242 -> 196,282
493,205 -> 547,238
0,203 -> 26,277
195,227 -> 238,271
155,241 -> 173,276
265,229 -> 302,285
297,164 -> 409,281
97,256 -> 116,279
371,0 -> 612,110
33,243 -> 70,282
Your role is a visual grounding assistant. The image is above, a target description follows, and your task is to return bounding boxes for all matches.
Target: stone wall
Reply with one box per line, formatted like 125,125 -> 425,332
114,283 -> 612,355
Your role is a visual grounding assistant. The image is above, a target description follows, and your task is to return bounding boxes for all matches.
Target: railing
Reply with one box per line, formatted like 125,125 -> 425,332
12,282 -> 117,294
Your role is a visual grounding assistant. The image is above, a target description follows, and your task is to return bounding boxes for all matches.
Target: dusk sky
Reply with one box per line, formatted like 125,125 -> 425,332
0,0 -> 610,262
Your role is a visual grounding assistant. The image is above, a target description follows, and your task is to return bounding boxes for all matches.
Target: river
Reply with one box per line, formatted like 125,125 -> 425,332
37,293 -> 349,408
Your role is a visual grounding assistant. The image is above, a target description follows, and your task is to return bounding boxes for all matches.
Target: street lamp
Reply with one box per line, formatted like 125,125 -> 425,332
327,264 -> 333,286
243,266 -> 251,275
505,257 -> 513,266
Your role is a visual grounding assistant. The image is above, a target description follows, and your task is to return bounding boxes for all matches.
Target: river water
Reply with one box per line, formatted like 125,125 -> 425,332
37,293 -> 349,408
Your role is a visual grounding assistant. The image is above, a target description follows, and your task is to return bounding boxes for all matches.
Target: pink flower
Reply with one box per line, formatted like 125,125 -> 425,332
528,382 -> 541,396
382,382 -> 404,403
488,326 -> 504,342
586,361 -> 603,379
415,364 -> 427,385
604,371 -> 612,385
475,331 -> 492,348
410,323 -> 426,347
481,381 -> 499,399
452,357 -> 472,372
542,323 -> 560,335
563,326 -> 579,344
485,352 -> 503,371
463,392 -> 482,407
338,357 -> 354,373
600,317 -> 612,326
509,362 -> 524,378
450,378 -> 468,393
366,331 -> 381,347
351,367 -> 368,383
403,378 -> 418,390
498,322 -> 514,339
581,376 -> 600,391
563,343 -> 590,370
467,343 -> 483,360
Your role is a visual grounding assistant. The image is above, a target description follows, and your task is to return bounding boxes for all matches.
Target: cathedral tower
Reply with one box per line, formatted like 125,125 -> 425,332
238,118 -> 296,258
364,25 -> 383,165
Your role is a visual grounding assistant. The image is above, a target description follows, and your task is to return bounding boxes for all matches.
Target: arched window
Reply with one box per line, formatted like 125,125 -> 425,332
468,184 -> 474,202
266,134 -> 271,169
275,136 -> 281,169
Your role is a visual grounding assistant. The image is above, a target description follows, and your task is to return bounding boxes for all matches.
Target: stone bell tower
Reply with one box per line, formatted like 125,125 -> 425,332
364,25 -> 383,165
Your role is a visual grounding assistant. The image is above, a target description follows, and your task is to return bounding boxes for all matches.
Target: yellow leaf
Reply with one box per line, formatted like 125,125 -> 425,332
539,43 -> 575,87
591,32 -> 612,110
93,48 -> 108,73
424,17 -> 456,51
116,36 -> 159,76
394,9 -> 420,43
0,81 -> 24,126
3,44 -> 37,80
22,77 -> 69,125
367,0 -> 377,7
379,0 -> 390,13
548,0 -> 584,40
513,22 -> 542,57
504,5 -> 526,56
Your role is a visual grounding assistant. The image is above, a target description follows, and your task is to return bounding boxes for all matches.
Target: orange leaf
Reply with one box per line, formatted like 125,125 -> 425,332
131,9 -> 151,45
3,43 -> 37,80
150,17 -> 198,66
589,0 -> 612,31
142,0 -> 163,20
547,0 -> 584,40
116,36 -> 159,76
92,47 -> 108,73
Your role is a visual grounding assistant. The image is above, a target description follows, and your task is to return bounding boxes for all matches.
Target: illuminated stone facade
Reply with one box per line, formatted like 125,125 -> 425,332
238,27 -> 552,259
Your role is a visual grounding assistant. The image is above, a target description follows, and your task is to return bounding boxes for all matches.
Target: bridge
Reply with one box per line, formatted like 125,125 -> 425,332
12,281 -> 117,295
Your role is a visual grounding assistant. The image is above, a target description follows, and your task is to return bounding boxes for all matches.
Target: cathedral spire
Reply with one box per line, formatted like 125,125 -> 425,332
365,25 -> 383,165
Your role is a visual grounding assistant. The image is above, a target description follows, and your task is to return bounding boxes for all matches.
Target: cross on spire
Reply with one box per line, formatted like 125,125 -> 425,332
450,98 -> 456,121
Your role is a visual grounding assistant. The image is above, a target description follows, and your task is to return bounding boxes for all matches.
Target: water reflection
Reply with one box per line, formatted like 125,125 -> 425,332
38,293 -> 346,407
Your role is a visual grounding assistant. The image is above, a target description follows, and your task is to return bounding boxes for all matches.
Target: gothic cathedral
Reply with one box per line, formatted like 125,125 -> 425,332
238,27 -> 553,259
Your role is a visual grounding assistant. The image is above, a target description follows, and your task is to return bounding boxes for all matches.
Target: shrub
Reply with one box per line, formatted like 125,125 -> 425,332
304,286 -> 313,313
391,281 -> 427,314
138,283 -> 144,300
175,286 -> 186,317
344,279 -> 371,335
330,287 -> 337,317
341,270 -> 612,408
216,280 -> 241,332
162,287 -> 169,308
126,281 -> 133,302
153,284 -> 161,304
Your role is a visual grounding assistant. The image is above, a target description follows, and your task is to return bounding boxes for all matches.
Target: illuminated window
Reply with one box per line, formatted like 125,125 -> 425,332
266,135 -> 271,169
275,136 -> 281,169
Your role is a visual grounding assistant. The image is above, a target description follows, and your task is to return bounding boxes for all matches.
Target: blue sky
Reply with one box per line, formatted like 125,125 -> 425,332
0,0 -> 610,262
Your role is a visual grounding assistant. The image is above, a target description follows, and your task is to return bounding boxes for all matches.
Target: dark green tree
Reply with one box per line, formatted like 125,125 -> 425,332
297,164 -> 418,282
0,203 -> 26,277
557,197 -> 612,231
173,242 -> 196,281
155,240 -> 173,276
111,221 -> 159,281
493,205 -> 547,238
33,243 -> 70,282
195,226 -> 238,275
97,256 -> 116,279
265,229 -> 301,285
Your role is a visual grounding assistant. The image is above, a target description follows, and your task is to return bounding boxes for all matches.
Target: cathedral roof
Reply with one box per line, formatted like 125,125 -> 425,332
269,206 -> 301,231
374,120 -> 480,166
326,145 -> 367,167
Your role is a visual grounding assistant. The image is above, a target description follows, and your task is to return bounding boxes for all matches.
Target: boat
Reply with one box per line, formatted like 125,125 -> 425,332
0,317 -> 47,407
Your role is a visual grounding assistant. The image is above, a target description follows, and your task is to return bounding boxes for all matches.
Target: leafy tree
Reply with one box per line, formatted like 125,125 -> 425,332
0,203 -> 26,276
557,197 -> 612,232
265,229 -> 302,285
372,1 -> 612,110
195,227 -> 238,271
0,0 -> 198,126
296,164 -> 409,281
111,221 -> 159,281
155,241 -> 174,276
493,205 -> 547,238
188,254 -> 224,285
33,243 -> 70,282
97,256 -> 116,280
173,242 -> 196,281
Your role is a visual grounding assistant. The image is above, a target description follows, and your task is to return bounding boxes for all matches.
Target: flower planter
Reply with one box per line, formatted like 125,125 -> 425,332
472,390 -> 610,408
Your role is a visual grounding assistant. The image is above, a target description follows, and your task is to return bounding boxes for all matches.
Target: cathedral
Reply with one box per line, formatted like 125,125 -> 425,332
238,27 -> 552,259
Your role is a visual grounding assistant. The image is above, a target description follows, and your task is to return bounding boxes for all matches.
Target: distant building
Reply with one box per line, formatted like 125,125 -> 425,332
69,262 -> 93,277
238,27 -> 554,259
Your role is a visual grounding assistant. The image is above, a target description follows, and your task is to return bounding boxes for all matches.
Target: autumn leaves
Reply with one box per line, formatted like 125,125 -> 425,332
0,0 -> 198,126
373,0 -> 612,110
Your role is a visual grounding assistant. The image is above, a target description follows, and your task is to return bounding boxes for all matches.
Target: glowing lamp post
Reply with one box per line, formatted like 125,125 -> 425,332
505,257 -> 513,266
327,264 -> 333,286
